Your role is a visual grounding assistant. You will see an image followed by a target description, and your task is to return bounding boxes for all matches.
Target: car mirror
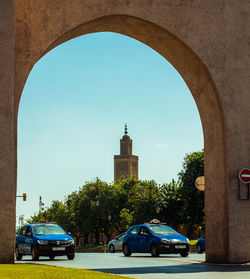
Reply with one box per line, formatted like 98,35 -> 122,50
68,232 -> 71,235
25,232 -> 32,237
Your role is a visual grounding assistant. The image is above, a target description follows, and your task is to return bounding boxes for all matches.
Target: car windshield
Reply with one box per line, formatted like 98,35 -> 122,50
33,225 -> 66,235
148,224 -> 180,235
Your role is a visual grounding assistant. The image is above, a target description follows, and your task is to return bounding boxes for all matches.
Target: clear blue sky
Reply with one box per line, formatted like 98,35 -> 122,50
16,32 -> 203,223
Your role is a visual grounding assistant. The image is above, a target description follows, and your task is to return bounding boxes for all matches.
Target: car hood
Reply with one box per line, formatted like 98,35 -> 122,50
34,234 -> 72,241
156,234 -> 188,242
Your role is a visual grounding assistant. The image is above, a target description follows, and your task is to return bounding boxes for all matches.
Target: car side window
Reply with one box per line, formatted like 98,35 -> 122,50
25,226 -> 32,237
119,234 -> 125,240
140,227 -> 150,236
129,227 -> 140,235
19,226 -> 26,236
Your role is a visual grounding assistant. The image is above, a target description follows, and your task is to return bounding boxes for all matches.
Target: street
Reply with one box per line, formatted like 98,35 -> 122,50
19,252 -> 250,279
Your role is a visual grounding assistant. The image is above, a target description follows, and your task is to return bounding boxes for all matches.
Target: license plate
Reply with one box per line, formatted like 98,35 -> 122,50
52,247 -> 65,251
175,245 -> 186,249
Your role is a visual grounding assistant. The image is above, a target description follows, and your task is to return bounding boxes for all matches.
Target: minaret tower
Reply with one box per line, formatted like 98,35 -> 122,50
114,124 -> 139,181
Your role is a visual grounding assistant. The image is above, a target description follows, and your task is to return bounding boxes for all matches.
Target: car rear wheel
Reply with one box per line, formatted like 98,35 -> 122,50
67,253 -> 75,260
31,247 -> 39,261
109,244 -> 115,253
15,246 -> 22,261
122,244 -> 132,257
150,245 -> 160,257
197,244 -> 202,254
180,251 -> 189,257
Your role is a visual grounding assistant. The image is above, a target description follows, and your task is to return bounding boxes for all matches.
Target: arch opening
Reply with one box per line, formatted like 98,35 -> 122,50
15,14 -> 227,263
17,30 -> 204,228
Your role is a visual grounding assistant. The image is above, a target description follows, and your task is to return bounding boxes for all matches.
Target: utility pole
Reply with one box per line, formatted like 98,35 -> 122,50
39,196 -> 44,214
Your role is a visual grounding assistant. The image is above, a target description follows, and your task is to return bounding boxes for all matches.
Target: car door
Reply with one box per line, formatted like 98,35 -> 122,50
23,226 -> 33,254
127,226 -> 141,252
116,234 -> 125,250
17,226 -> 27,253
138,226 -> 152,253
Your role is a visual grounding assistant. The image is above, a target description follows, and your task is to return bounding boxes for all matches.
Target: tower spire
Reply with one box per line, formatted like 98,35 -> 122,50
124,123 -> 128,135
114,124 -> 138,181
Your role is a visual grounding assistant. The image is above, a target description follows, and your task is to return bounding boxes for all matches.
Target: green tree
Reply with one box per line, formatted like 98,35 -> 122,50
130,180 -> 163,224
75,178 -> 116,244
114,178 -> 163,226
119,208 -> 133,231
46,200 -> 70,229
159,179 -> 184,229
178,149 -> 204,237
27,200 -> 70,231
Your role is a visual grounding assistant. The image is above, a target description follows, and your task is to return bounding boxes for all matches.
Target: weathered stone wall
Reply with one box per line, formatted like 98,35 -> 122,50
0,0 -> 249,263
0,0 -> 15,264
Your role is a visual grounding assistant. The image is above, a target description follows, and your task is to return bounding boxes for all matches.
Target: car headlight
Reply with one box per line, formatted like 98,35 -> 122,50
160,238 -> 170,244
37,240 -> 48,245
170,239 -> 179,243
68,239 -> 75,244
61,239 -> 75,245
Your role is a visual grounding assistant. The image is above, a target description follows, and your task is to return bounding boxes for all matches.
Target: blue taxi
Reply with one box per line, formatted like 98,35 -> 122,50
16,223 -> 75,260
122,220 -> 190,257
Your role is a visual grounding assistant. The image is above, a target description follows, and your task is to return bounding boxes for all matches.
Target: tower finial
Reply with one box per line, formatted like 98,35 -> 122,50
124,123 -> 128,135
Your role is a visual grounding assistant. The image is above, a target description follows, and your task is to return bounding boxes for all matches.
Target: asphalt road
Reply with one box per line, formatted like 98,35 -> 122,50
19,252 -> 250,279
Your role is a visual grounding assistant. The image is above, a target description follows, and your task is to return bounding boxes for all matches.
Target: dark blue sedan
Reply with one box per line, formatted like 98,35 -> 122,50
122,221 -> 190,257
16,223 -> 75,260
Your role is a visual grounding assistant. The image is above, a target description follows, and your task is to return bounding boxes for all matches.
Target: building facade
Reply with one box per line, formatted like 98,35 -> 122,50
114,125 -> 138,181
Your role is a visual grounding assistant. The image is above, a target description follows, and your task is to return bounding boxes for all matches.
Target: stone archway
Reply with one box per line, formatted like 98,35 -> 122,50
1,0 -> 250,264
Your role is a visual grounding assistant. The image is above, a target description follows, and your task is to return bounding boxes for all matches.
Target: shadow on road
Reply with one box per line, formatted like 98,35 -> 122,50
18,258 -> 69,262
91,263 -> 250,275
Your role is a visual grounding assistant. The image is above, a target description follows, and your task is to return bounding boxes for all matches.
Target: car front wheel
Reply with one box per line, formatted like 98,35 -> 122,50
180,251 -> 189,257
67,253 -> 75,260
122,244 -> 132,257
31,247 -> 39,261
109,245 -> 115,253
15,246 -> 22,261
150,245 -> 160,257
